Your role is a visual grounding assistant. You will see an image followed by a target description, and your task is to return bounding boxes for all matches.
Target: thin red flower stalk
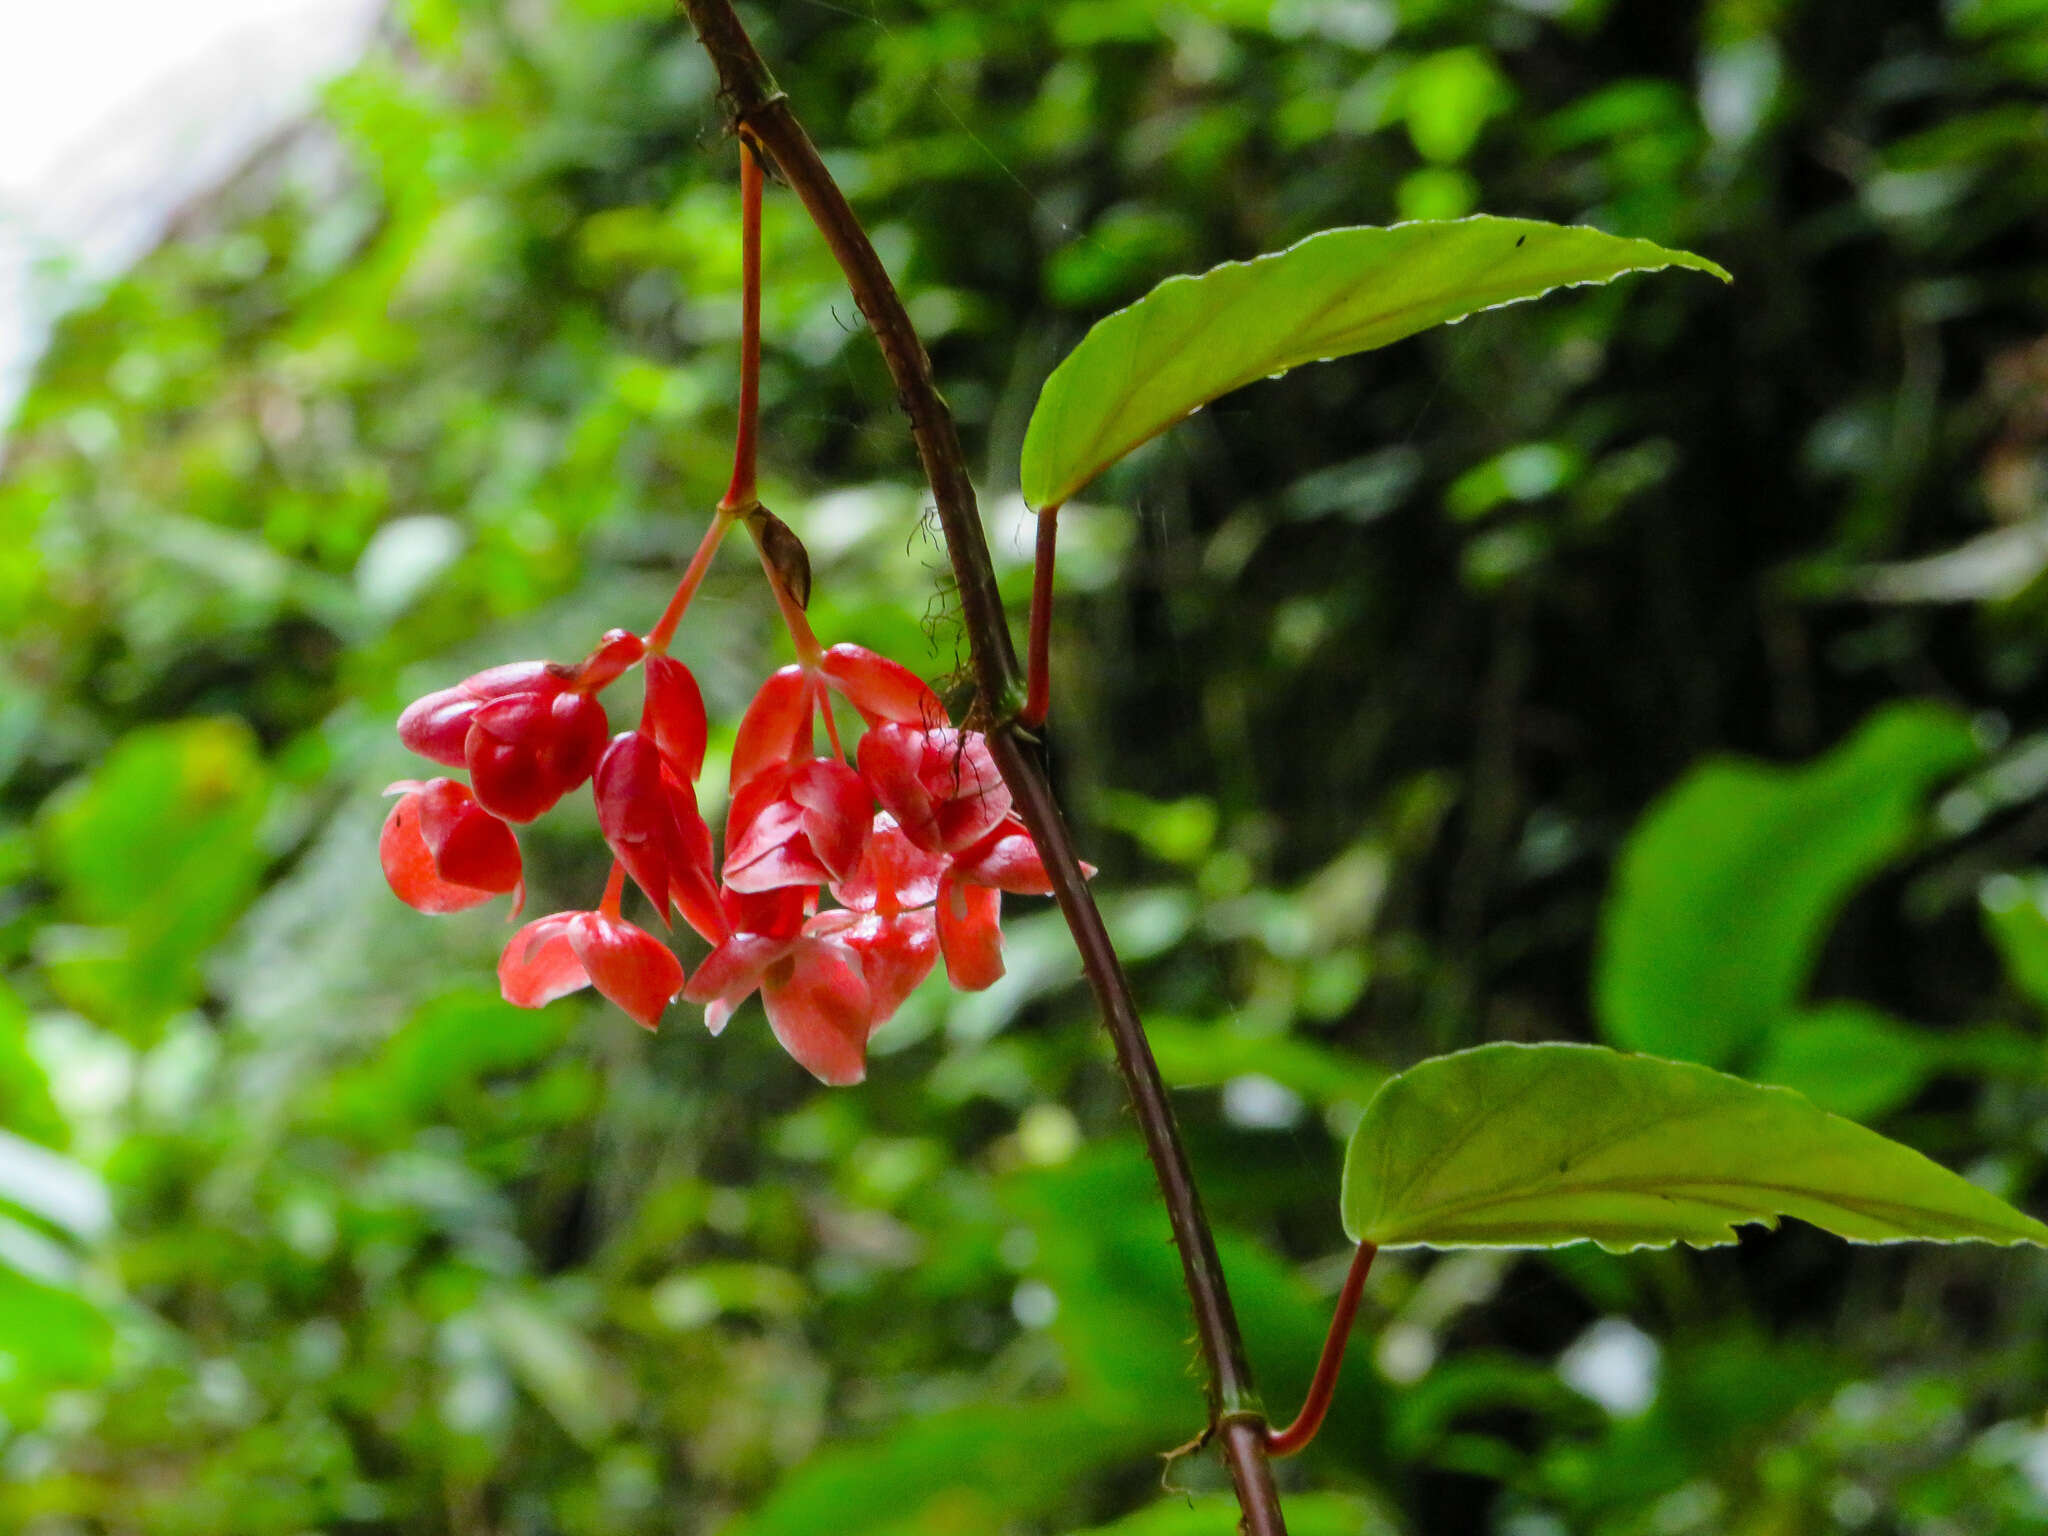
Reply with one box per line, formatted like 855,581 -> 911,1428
646,510 -> 734,655
1263,1241 -> 1377,1458
721,134 -> 765,516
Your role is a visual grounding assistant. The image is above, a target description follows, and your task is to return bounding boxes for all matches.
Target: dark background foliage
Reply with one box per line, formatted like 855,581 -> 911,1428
3,0 -> 2048,1532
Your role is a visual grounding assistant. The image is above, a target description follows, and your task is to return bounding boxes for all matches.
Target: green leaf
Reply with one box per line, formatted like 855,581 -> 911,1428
1748,1003 -> 1936,1121
1340,1043 -> 2048,1252
0,1266 -> 113,1413
38,719 -> 270,1038
1019,217 -> 1727,508
1597,703 -> 1979,1067
1981,871 -> 2048,1010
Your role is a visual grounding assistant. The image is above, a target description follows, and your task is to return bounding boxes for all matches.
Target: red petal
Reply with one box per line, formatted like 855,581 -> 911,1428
725,796 -> 828,893
575,628 -> 645,692
760,937 -> 873,1085
936,877 -> 1004,990
465,727 -> 556,823
397,661 -> 557,764
724,761 -> 863,893
819,644 -> 944,727
948,814 -> 1056,895
380,792 -> 498,913
542,692 -> 609,790
568,913 -> 682,1030
413,778 -> 522,893
644,654 -> 709,781
499,913 -> 589,1007
790,759 -> 873,881
925,730 -> 1010,851
721,885 -> 815,942
662,769 -> 727,943
830,813 -> 943,913
856,723 -> 939,849
681,932 -> 789,1031
858,724 -> 1011,853
595,733 -> 674,922
731,667 -> 813,788
808,909 -> 937,1024
466,692 -> 610,822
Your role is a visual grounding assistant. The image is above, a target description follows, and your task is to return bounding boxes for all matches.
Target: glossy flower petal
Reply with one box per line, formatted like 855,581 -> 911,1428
567,912 -> 683,1030
594,730 -> 711,927
381,779 -> 521,913
730,666 -> 813,788
499,913 -> 590,1007
643,653 -> 709,781
807,908 -> 937,1024
936,876 -> 1004,990
818,643 -> 943,727
398,661 -> 558,766
683,933 -> 792,1035
830,813 -> 944,913
466,689 -> 609,822
663,767 -> 728,945
858,723 -> 1011,854
499,909 -> 681,1030
574,628 -> 645,692
949,813 -> 1058,895
724,759 -> 872,892
760,937 -> 874,1086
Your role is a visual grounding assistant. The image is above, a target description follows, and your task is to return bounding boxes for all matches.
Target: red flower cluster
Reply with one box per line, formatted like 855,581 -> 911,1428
382,615 -> 1060,1085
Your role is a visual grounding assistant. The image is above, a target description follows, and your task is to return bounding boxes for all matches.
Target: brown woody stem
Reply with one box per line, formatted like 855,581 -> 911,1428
675,5 -> 1286,1533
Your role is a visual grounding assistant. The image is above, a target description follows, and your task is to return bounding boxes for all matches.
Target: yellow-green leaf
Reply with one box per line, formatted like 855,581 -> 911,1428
1340,1043 -> 2048,1252
1020,217 -> 1728,508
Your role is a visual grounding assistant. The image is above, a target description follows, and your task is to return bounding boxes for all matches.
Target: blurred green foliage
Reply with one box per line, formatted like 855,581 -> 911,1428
3,0 -> 2048,1531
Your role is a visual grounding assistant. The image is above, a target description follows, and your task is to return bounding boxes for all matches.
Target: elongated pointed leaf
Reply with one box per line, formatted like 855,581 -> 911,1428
1020,217 -> 1728,508
1341,1043 -> 2048,1252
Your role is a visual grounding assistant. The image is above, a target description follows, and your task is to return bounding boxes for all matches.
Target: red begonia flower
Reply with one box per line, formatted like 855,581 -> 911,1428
397,630 -> 642,765
857,723 -> 1010,854
806,908 -> 937,1025
593,731 -> 726,942
397,630 -> 643,822
399,661 -> 560,766
829,813 -> 943,913
498,908 -> 682,1030
380,778 -> 523,914
684,921 -> 875,1085
724,757 -> 873,892
464,688 -> 609,822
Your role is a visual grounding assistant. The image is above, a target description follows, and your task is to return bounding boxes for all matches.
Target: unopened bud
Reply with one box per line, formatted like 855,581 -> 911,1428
751,506 -> 813,611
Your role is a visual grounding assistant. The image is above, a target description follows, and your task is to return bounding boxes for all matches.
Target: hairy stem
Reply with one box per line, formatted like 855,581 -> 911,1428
675,5 -> 1286,1532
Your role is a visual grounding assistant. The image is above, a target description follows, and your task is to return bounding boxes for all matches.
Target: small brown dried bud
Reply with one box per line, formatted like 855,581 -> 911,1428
751,505 -> 813,610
